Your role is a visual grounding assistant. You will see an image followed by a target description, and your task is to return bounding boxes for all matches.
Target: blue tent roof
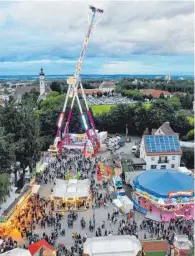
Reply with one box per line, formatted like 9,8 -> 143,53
133,170 -> 194,197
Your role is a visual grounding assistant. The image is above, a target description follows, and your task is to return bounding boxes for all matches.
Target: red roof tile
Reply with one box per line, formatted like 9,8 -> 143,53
77,89 -> 104,95
28,239 -> 56,255
140,89 -> 172,98
0,99 -> 5,105
142,240 -> 169,252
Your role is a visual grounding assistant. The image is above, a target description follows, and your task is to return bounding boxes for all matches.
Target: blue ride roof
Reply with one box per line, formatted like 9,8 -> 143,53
133,170 -> 194,197
144,135 -> 181,153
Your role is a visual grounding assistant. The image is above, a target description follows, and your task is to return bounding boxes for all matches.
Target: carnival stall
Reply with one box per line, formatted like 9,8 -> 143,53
113,196 -> 133,214
131,170 -> 194,221
52,179 -> 91,211
0,185 -> 33,237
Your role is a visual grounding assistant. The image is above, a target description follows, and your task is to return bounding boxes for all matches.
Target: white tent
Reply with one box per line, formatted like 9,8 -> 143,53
120,196 -> 133,213
177,167 -> 192,175
31,184 -> 40,194
113,199 -> 123,209
84,235 -> 141,256
52,179 -> 90,199
1,248 -> 31,256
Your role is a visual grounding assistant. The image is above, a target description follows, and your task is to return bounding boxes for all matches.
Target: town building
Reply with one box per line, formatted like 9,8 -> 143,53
141,240 -> 169,256
165,74 -> 171,81
151,121 -> 178,136
38,68 -> 47,101
83,235 -> 142,256
173,235 -> 193,255
99,81 -> 115,93
0,94 -> 9,101
140,135 -> 182,170
140,89 -> 172,98
0,99 -> 5,107
77,89 -> 104,95
14,85 -> 39,102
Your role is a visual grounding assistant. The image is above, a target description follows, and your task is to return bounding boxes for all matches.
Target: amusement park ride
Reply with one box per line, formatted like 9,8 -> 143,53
53,5 -> 104,157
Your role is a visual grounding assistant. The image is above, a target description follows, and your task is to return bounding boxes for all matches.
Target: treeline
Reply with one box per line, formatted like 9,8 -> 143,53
0,92 -> 41,187
93,100 -> 193,139
0,90 -> 194,183
117,78 -> 194,94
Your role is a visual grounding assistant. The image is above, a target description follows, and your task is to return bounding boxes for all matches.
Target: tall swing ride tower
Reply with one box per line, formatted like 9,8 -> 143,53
54,5 -> 104,155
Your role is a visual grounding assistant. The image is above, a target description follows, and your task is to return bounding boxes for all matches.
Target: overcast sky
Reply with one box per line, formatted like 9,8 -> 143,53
0,0 -> 194,75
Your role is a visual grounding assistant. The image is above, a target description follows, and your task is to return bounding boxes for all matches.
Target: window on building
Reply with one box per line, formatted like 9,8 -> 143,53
151,165 -> 157,169
171,164 -> 175,168
161,165 -> 166,169
172,156 -> 175,160
151,157 -> 155,161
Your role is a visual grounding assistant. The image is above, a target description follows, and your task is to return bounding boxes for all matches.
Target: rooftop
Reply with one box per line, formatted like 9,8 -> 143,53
15,86 -> 39,96
144,135 -> 182,155
99,81 -> 116,89
153,121 -> 178,136
0,248 -> 31,256
140,89 -> 172,98
142,240 -> 169,253
28,239 -> 55,255
84,235 -> 141,256
52,179 -> 90,198
133,170 -> 194,197
131,158 -> 146,165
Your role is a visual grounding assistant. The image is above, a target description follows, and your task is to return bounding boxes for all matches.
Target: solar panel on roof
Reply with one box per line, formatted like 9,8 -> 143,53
145,135 -> 180,153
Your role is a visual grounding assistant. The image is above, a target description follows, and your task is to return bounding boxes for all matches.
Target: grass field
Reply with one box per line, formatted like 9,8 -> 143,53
187,115 -> 194,125
146,251 -> 166,256
90,105 -> 116,115
90,103 -> 151,115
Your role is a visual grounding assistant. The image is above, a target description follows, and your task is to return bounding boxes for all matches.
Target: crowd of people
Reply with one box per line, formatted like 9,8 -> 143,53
0,149 -> 194,255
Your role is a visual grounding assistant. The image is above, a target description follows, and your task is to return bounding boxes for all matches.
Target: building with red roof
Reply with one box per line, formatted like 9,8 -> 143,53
28,239 -> 56,256
0,99 -> 5,107
140,89 -> 172,98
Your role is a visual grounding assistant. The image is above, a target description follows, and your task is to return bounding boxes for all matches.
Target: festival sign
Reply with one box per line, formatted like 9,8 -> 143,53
168,190 -> 194,197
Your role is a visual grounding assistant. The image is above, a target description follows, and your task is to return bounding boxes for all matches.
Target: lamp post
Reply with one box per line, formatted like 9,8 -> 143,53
126,124 -> 128,138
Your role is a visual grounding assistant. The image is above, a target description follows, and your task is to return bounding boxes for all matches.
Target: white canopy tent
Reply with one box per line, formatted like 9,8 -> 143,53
177,167 -> 192,175
84,235 -> 141,256
1,248 -> 31,256
52,179 -> 90,199
113,199 -> 123,208
31,184 -> 40,194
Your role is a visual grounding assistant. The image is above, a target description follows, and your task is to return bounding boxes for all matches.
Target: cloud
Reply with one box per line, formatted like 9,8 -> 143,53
99,55 -> 194,75
0,1 -> 194,74
0,59 -> 76,66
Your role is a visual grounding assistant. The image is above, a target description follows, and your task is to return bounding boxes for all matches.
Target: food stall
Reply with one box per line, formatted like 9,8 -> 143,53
52,179 -> 91,211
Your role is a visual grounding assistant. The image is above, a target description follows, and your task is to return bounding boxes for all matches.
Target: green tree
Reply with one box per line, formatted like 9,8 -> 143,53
133,104 -> 149,135
159,93 -> 165,99
0,174 -> 10,203
1,99 -> 41,185
168,96 -> 181,110
172,112 -> 193,138
0,128 -> 15,173
50,81 -> 62,93
143,127 -> 150,135
181,148 -> 194,169
147,100 -> 175,131
186,129 -> 194,141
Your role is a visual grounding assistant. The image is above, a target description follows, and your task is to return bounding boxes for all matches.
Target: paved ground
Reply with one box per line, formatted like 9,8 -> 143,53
36,181 -> 146,249
11,137 -> 147,249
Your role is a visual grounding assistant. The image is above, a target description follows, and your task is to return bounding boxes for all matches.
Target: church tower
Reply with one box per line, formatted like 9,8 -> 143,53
39,67 -> 45,95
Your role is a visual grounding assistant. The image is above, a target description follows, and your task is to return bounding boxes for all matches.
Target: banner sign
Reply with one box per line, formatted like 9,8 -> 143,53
168,190 -> 194,197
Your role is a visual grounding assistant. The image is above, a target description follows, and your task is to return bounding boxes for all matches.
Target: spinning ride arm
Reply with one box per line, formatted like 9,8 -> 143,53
55,6 -> 103,148
55,6 -> 103,146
